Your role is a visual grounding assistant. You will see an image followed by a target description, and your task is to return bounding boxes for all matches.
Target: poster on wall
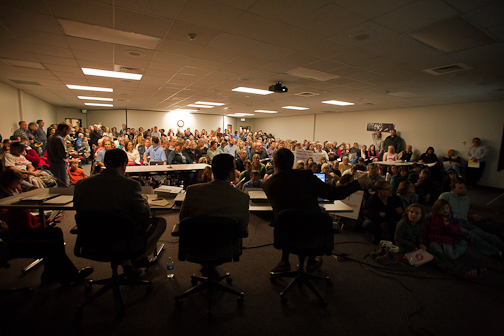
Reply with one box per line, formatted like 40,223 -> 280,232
294,149 -> 324,165
367,123 -> 395,132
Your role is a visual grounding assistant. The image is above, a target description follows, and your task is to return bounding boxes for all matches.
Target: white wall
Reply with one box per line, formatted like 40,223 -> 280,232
254,114 -> 315,142
0,82 -> 21,137
251,100 -> 504,188
20,92 -> 56,127
56,107 -> 87,127
87,109 -> 127,129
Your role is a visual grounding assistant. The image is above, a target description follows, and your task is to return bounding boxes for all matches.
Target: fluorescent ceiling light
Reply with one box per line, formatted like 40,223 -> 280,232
2,59 -> 46,69
228,113 -> 254,116
84,103 -> 113,107
195,101 -> 225,106
322,100 -> 354,106
232,87 -> 273,95
254,110 -> 277,113
282,106 -> 309,110
82,68 -> 142,80
78,96 -> 113,101
172,109 -> 197,112
58,19 -> 161,50
67,84 -> 113,92
286,67 -> 339,81
187,104 -> 214,108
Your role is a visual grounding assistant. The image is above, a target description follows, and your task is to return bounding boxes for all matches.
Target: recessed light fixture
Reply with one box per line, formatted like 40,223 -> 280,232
322,100 -> 354,106
78,96 -> 113,101
232,87 -> 274,95
67,84 -> 113,92
194,101 -> 225,106
282,106 -> 309,110
84,103 -> 113,107
82,68 -> 143,80
254,110 -> 277,113
187,104 -> 214,108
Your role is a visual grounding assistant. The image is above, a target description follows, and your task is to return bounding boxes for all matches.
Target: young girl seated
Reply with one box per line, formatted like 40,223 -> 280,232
395,204 -> 486,280
422,199 -> 467,260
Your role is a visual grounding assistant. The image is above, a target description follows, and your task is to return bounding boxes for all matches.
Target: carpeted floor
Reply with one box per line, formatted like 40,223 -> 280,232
1,168 -> 503,336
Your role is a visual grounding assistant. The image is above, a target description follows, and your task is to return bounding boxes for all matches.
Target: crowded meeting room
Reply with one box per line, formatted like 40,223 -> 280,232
1,0 -> 504,335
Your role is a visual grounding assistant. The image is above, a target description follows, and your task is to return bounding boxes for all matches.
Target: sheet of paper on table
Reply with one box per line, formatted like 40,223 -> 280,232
154,186 -> 184,194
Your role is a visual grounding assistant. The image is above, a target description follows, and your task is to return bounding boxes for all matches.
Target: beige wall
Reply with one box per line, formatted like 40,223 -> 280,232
0,82 -> 21,137
87,109 -> 127,129
253,114 -> 315,142
56,107 -> 86,127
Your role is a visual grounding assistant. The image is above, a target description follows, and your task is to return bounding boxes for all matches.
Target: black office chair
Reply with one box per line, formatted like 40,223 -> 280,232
270,209 -> 334,307
171,216 -> 246,317
0,238 -> 33,295
73,210 -> 153,314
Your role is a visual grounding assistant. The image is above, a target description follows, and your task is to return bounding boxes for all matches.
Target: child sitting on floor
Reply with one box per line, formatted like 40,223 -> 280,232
423,199 -> 467,260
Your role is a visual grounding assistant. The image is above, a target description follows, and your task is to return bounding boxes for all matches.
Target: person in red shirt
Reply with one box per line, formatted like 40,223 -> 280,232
67,159 -> 86,185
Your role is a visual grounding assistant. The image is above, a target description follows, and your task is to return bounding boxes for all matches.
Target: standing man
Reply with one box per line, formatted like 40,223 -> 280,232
151,126 -> 161,138
36,119 -> 47,154
263,148 -> 371,272
14,121 -> 32,143
27,122 -> 42,155
47,122 -> 72,187
74,149 -> 167,276
383,129 -> 402,154
371,130 -> 384,156
466,138 -> 488,188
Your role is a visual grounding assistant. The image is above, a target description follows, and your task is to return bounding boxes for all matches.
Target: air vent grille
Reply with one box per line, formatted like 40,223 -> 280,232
114,64 -> 142,74
295,92 -> 319,97
423,63 -> 472,75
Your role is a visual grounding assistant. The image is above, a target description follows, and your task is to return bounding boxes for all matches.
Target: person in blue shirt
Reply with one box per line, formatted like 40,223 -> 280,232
242,170 -> 263,190
143,137 -> 166,163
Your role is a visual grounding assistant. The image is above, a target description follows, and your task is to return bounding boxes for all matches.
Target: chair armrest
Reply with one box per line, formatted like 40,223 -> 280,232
171,223 -> 180,236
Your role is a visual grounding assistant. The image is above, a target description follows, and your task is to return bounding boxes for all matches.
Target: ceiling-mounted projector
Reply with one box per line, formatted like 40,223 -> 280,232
269,81 -> 288,93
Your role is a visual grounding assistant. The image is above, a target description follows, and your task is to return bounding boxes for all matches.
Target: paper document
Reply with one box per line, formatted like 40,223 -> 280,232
248,190 -> 268,200
468,160 -> 480,168
148,198 -> 170,207
42,195 -> 74,205
21,193 -> 58,202
154,186 -> 184,193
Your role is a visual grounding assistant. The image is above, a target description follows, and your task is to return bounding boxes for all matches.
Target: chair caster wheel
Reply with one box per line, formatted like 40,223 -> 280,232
226,277 -> 232,285
280,297 -> 287,305
320,300 -> 328,308
269,276 -> 277,284
326,280 -> 333,287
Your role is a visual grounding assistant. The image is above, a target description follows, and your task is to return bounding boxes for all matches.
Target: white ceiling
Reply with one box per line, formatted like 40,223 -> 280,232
0,0 -> 503,118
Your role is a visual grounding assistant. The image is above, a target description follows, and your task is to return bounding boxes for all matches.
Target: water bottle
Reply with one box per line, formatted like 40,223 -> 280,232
166,257 -> 174,278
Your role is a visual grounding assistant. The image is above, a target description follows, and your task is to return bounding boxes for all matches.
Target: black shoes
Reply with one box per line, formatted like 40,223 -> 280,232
59,267 -> 94,285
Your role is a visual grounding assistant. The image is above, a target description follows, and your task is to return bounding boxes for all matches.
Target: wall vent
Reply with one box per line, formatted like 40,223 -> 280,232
423,63 -> 472,75
114,64 -> 143,74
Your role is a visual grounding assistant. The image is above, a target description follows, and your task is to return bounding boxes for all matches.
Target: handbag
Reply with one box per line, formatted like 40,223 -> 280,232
405,249 -> 433,267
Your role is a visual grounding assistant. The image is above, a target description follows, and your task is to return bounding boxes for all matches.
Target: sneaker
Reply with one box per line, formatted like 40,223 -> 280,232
271,260 -> 291,273
306,257 -> 323,273
370,242 -> 387,258
375,246 -> 398,264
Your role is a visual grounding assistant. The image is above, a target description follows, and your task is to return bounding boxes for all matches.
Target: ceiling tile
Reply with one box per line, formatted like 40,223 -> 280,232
277,53 -> 322,68
0,8 -> 63,34
186,58 -> 225,71
224,12 -> 289,41
46,0 -> 113,28
65,37 -> 114,54
36,54 -> 78,66
294,3 -> 368,37
207,33 -> 260,53
247,0 -> 329,25
243,43 -> 294,60
7,26 -> 68,48
264,27 -> 325,51
73,50 -> 113,63
158,39 -> 205,56
332,0 -> 415,19
195,47 -> 241,63
300,39 -> 354,59
175,0 -> 243,30
464,1 -> 504,29
151,52 -> 191,65
373,0 -> 457,33
165,21 -> 221,47
115,0 -> 184,19
114,8 -> 172,38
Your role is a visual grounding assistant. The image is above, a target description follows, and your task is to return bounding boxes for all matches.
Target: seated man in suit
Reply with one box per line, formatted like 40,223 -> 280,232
180,154 -> 250,276
263,148 -> 371,273
74,149 -> 167,277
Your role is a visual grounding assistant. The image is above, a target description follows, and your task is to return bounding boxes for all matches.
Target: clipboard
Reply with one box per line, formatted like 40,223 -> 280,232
468,159 -> 480,168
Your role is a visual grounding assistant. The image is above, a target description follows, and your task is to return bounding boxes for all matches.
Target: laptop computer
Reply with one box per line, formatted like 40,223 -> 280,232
314,173 -> 332,203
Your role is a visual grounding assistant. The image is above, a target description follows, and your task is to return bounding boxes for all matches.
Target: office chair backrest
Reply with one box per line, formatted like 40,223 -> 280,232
178,216 -> 240,262
275,209 -> 334,256
74,210 -> 144,262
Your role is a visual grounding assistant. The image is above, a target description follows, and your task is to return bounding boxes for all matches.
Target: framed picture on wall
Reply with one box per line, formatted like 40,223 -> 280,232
366,122 -> 395,132
227,124 -> 232,133
65,118 -> 82,128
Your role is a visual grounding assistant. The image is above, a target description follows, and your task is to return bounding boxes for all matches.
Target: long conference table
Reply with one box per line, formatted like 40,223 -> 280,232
125,163 -> 210,173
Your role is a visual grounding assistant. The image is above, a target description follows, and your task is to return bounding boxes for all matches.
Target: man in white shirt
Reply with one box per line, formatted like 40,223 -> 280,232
466,137 -> 489,187
151,126 -> 161,138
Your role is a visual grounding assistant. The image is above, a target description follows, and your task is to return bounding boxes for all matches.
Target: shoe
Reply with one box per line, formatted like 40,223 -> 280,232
271,260 -> 291,273
132,257 -> 158,268
123,265 -> 143,279
306,257 -> 323,273
59,267 -> 94,285
370,241 -> 389,258
375,246 -> 398,264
